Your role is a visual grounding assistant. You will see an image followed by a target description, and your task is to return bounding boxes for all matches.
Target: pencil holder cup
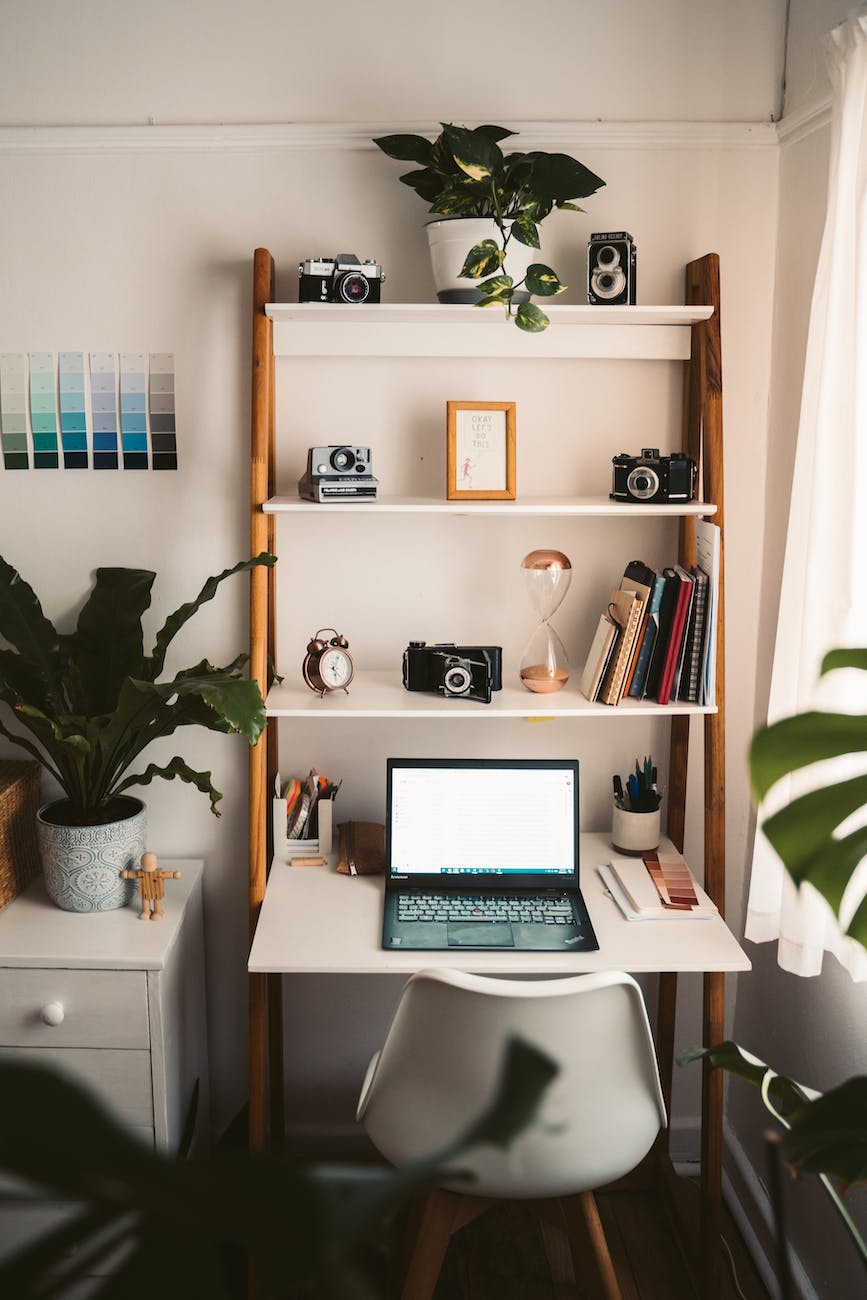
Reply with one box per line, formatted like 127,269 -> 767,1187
612,805 -> 660,856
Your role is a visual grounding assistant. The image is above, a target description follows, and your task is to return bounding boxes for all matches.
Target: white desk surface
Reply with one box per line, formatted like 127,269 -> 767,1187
249,835 -> 750,976
0,860 -> 202,970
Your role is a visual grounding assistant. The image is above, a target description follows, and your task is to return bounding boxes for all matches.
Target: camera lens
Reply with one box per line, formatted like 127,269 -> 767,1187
591,264 -> 627,300
337,272 -> 370,303
626,465 -> 660,501
329,446 -> 354,472
443,659 -> 471,696
596,244 -> 621,269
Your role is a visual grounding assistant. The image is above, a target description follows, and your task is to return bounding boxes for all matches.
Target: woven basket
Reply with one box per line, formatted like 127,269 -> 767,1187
0,759 -> 42,909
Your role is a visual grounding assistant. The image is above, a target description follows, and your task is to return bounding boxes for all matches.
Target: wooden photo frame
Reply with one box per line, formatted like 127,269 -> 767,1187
446,401 -> 516,501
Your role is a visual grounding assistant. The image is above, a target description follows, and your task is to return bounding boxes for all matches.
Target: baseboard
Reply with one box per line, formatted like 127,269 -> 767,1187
723,1120 -> 819,1300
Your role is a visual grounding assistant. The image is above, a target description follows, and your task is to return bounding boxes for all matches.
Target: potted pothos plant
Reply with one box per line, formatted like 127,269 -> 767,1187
0,552 -> 275,912
680,648 -> 867,1289
373,122 -> 605,332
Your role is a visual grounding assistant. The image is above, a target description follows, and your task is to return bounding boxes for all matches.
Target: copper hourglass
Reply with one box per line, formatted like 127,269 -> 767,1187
519,549 -> 572,692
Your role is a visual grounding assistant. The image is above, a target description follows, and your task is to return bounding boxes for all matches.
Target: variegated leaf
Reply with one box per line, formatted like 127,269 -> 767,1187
476,273 -> 513,301
459,240 -> 504,280
515,303 -> 549,332
510,214 -> 540,248
443,124 -> 502,182
525,264 -> 565,297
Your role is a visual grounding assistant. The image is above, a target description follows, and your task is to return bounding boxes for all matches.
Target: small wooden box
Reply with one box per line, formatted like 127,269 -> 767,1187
0,760 -> 42,909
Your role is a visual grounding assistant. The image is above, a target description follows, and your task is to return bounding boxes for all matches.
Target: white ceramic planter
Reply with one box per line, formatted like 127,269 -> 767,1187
37,797 -> 144,912
425,217 -> 536,304
611,806 -> 661,856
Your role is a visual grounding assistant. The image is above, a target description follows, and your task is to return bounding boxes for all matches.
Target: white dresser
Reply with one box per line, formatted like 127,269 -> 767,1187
0,858 -> 209,1281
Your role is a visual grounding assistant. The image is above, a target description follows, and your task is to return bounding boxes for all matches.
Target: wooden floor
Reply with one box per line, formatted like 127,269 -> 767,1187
430,1183 -> 772,1300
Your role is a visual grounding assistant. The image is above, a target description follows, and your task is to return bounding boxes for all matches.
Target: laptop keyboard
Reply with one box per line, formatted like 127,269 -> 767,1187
396,893 -> 575,925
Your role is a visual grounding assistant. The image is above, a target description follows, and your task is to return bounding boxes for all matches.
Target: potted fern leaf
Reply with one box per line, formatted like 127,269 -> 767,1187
0,552 -> 275,911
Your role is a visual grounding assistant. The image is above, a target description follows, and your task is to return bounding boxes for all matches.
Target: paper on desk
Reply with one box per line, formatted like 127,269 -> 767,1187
597,862 -> 716,921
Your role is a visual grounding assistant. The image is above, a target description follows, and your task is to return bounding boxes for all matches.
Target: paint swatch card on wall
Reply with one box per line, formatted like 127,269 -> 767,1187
29,352 -> 58,469
149,352 -> 177,470
0,354 -> 28,470
119,352 -> 148,470
89,352 -> 119,470
58,352 -> 88,469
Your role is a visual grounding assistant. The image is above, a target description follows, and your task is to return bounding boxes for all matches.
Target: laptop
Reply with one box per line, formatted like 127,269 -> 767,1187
382,757 -> 599,952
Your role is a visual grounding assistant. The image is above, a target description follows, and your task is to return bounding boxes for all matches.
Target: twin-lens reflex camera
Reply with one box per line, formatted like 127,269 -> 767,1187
610,448 -> 697,504
587,231 -> 637,306
403,641 -> 503,705
299,254 -> 385,304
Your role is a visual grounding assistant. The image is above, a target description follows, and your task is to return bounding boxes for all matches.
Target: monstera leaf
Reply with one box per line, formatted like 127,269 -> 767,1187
749,648 -> 867,946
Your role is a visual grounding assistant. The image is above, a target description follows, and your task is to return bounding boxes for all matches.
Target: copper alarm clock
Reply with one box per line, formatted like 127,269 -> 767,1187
302,628 -> 354,696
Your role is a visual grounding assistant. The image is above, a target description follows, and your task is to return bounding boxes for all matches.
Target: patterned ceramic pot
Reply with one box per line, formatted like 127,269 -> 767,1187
37,797 -> 144,912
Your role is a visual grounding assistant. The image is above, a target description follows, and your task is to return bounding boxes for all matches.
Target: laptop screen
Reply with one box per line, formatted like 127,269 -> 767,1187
386,758 -> 579,882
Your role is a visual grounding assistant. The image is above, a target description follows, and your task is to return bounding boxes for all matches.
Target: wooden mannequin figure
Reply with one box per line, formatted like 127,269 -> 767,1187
122,852 -> 181,921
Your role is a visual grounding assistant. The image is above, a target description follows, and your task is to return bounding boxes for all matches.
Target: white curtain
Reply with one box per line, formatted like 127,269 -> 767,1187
745,11 -> 867,981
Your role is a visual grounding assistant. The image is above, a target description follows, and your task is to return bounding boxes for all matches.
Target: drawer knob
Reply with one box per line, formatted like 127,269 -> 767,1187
41,1001 -> 65,1027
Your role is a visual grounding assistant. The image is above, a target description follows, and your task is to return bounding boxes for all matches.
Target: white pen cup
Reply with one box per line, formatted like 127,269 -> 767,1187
612,805 -> 661,856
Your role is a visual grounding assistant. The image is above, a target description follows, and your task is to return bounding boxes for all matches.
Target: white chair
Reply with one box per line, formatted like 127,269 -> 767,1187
356,968 -> 667,1300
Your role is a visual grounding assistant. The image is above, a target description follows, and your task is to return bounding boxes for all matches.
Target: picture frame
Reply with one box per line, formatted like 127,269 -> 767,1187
446,401 -> 516,501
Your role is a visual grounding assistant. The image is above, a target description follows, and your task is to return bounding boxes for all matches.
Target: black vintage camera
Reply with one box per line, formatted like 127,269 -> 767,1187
298,445 -> 379,502
587,231 -> 637,305
403,641 -> 503,704
298,254 -> 385,304
610,448 -> 697,504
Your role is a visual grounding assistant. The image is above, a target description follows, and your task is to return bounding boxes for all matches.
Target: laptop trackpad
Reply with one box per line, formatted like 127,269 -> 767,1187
447,923 -> 515,948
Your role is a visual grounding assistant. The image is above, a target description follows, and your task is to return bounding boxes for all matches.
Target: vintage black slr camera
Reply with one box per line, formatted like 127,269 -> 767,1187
298,254 -> 385,304
587,231 -> 637,305
610,448 -> 697,504
403,641 -> 503,704
298,445 -> 379,502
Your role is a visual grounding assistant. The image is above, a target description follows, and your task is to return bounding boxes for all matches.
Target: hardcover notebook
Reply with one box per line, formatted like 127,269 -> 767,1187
382,757 -> 599,952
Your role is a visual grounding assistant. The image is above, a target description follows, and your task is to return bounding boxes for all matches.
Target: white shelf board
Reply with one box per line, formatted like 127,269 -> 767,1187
265,302 -> 714,361
263,494 -> 717,517
266,670 -> 716,719
248,833 -> 749,976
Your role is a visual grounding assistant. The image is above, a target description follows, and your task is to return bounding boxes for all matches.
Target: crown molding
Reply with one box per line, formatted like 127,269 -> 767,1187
776,97 -> 832,147
0,118 -> 779,156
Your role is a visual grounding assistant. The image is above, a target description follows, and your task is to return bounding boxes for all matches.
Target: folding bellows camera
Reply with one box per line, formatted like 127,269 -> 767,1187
298,446 -> 379,502
403,642 -> 503,705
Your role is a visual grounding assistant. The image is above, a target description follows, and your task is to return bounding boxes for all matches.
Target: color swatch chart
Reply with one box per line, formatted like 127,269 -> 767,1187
0,352 -> 177,471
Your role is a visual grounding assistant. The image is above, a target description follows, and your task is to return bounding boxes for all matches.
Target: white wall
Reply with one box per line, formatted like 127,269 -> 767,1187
0,0 -> 787,1159
726,4 -> 867,1297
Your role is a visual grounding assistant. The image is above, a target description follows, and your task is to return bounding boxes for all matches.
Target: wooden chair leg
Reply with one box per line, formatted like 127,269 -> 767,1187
560,1192 -> 622,1300
400,1189 -> 489,1300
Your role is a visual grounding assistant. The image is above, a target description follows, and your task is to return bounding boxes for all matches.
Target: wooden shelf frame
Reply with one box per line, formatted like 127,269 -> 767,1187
249,252 -> 727,1298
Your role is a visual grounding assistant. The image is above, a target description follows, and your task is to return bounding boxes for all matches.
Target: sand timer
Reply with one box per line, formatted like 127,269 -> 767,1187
519,549 -> 572,693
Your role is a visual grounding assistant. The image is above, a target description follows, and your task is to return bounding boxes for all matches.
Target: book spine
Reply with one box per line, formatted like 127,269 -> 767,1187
600,596 -> 643,705
684,570 -> 709,702
657,575 -> 692,705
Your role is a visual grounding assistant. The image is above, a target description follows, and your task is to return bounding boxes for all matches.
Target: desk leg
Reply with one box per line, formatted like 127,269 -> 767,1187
267,972 -> 285,1149
701,969 -> 725,1300
249,971 -> 268,1150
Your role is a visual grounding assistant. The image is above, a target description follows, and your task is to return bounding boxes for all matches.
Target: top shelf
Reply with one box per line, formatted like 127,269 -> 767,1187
265,303 -> 715,361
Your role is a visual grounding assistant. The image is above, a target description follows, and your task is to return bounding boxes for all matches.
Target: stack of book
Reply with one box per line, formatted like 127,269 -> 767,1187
579,520 -> 719,707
